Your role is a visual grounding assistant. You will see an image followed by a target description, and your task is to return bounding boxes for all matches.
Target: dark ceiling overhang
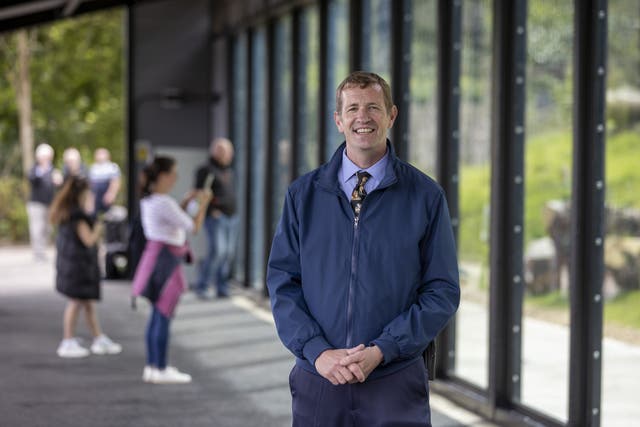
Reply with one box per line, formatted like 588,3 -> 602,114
0,0 -> 152,34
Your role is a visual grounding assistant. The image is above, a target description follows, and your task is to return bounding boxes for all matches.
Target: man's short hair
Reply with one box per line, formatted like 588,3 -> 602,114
335,71 -> 394,114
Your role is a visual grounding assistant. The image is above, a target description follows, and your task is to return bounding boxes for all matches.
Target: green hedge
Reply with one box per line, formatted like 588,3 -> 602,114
458,129 -> 640,261
0,177 -> 29,244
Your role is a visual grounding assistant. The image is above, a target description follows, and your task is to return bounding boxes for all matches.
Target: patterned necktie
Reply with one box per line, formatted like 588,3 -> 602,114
351,171 -> 371,216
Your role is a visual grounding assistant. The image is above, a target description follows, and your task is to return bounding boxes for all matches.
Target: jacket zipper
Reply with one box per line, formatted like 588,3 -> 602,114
346,202 -> 363,348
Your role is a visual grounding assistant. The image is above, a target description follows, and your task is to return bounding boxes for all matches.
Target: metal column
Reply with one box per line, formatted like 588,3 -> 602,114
243,30 -> 254,288
390,0 -> 411,160
569,0 -> 607,425
435,0 -> 461,379
318,0 -> 329,164
488,0 -> 526,410
126,6 -> 136,220
263,20 -> 276,296
349,0 -> 364,71
291,8 -> 303,181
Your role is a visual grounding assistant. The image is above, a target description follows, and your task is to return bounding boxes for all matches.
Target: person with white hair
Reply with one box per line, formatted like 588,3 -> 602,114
26,143 -> 62,261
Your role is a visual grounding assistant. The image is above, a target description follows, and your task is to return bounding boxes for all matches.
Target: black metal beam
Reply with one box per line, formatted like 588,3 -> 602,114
226,34 -> 234,155
264,19 -> 276,297
390,0 -> 411,161
488,0 -> 526,410
0,0 -> 160,34
291,7 -> 302,181
243,29 -> 254,288
318,0 -> 328,164
126,5 -> 136,221
569,0 -> 607,425
434,0 -> 461,379
348,0 -> 363,71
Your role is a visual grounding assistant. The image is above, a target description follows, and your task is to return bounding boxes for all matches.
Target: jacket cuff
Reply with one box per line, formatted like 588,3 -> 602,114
302,335 -> 332,365
371,332 -> 400,365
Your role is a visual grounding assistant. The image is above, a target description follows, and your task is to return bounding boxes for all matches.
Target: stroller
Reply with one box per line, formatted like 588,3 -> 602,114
102,205 -> 129,279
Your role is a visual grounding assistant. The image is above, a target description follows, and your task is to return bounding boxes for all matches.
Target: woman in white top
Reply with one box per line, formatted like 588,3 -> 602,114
132,156 -> 210,384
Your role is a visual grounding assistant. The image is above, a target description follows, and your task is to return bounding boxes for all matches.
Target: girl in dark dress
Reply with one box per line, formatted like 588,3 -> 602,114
49,176 -> 122,358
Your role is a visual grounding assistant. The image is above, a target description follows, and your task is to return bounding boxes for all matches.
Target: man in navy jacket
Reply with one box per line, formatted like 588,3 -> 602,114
267,71 -> 460,426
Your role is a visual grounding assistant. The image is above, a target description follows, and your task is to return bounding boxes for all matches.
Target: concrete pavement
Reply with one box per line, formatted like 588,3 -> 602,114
0,246 -> 493,427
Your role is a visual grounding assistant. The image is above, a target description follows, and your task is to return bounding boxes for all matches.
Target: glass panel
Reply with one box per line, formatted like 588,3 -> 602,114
298,5 -> 320,176
408,0 -> 437,176
602,1 -> 640,425
250,27 -> 267,289
271,16 -> 293,235
364,0 -> 392,81
456,0 -> 492,388
232,34 -> 248,283
521,2 -> 573,421
325,0 -> 349,160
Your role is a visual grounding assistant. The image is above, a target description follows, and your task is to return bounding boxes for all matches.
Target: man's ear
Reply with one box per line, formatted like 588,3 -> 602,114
334,110 -> 345,133
388,105 -> 399,128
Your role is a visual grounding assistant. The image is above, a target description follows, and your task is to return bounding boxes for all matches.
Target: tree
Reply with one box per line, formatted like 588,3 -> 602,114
15,30 -> 34,175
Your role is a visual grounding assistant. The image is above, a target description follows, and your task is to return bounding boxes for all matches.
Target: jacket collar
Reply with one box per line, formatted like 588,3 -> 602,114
317,140 -> 399,194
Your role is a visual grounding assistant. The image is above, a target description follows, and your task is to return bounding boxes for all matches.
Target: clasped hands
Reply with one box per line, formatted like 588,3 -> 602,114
314,344 -> 384,386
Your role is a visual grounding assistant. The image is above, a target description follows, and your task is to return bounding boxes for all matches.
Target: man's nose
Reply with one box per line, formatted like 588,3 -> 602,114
355,107 -> 370,121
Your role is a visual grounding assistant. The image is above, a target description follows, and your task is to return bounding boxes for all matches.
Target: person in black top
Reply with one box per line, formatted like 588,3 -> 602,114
192,138 -> 238,299
26,143 -> 62,261
49,176 -> 122,358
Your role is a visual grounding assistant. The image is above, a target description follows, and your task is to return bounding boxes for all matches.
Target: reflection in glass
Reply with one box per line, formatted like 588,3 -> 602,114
232,34 -> 248,283
408,0 -> 437,176
325,0 -> 349,159
521,2 -> 573,421
271,16 -> 293,235
602,1 -> 640,425
250,28 -> 267,289
456,0 -> 492,389
298,6 -> 320,176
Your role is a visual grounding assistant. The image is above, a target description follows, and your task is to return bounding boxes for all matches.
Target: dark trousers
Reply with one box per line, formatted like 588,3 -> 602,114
290,359 -> 431,427
146,307 -> 170,369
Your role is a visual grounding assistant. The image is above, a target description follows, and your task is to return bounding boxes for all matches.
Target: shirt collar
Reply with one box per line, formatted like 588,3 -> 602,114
340,147 -> 389,186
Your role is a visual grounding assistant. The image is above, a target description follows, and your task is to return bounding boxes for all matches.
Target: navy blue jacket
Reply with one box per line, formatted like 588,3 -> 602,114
267,142 -> 460,380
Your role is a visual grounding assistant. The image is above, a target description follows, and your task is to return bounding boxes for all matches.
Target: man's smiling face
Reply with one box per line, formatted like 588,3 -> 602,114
334,83 -> 397,160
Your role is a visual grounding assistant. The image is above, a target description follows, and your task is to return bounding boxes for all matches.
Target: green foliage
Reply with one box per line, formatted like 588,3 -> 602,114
607,0 -> 640,89
459,129 -> 640,262
524,131 -> 572,242
606,129 -> 640,209
0,8 -> 125,176
525,290 -> 568,309
459,162 -> 491,261
525,289 -> 640,331
0,177 -> 29,243
604,290 -> 640,330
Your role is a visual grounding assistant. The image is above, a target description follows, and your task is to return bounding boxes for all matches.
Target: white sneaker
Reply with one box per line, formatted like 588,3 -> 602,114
90,334 -> 123,355
142,366 -> 153,382
150,366 -> 192,384
57,338 -> 90,358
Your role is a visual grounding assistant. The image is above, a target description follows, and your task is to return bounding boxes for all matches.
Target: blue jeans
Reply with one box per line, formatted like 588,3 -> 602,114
196,214 -> 239,296
146,307 -> 170,369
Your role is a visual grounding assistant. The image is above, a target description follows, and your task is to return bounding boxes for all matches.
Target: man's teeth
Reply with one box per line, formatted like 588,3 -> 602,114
356,128 -> 374,134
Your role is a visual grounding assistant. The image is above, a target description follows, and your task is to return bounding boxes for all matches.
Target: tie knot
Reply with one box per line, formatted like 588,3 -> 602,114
356,171 -> 371,184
